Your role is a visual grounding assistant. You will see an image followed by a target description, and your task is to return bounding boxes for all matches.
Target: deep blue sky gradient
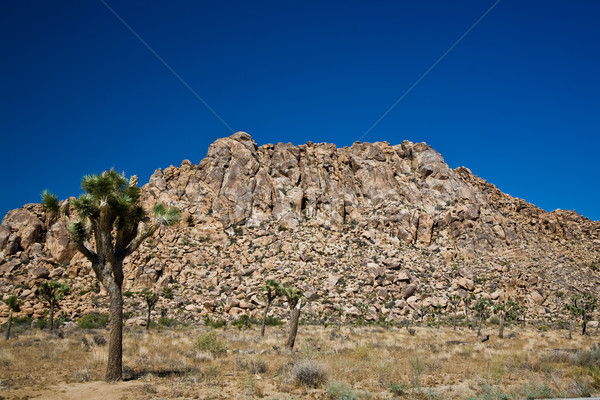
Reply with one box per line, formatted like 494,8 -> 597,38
1,1 -> 599,220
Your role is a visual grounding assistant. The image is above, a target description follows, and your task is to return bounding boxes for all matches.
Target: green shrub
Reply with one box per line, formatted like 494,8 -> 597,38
232,315 -> 259,330
264,316 -> 284,326
204,316 -> 227,329
327,381 -> 360,400
194,331 -> 227,356
162,287 -> 174,300
158,316 -> 177,327
77,313 -> 109,329
35,318 -> 48,330
390,382 -> 409,395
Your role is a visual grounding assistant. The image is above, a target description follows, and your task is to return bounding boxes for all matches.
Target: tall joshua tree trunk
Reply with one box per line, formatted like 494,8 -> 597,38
106,278 -> 123,381
286,299 -> 301,350
498,314 -> 505,339
261,298 -> 273,337
5,309 -> 13,341
49,300 -> 55,332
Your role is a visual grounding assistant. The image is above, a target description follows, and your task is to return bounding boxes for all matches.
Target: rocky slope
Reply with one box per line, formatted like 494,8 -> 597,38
1,132 -> 599,326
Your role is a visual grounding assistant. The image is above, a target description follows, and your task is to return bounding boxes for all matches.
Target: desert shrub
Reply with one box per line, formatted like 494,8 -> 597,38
77,312 -> 109,329
390,381 -> 409,395
235,355 -> 268,374
232,314 -> 259,330
194,331 -> 227,356
204,316 -> 227,329
35,318 -> 48,330
515,381 -> 554,399
574,344 -> 600,367
291,359 -> 327,388
162,287 -> 174,299
327,381 -> 360,400
264,316 -> 284,326
92,334 -> 107,346
466,382 -> 512,400
158,316 -> 177,327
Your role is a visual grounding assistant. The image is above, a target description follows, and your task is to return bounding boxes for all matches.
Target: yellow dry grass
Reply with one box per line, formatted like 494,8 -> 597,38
0,323 -> 598,399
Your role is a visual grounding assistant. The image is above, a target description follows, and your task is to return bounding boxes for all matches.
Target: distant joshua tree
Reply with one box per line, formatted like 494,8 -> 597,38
261,279 -> 282,337
463,294 -> 475,330
3,295 -> 21,340
473,297 -> 490,337
38,280 -> 70,332
448,294 -> 461,331
492,300 -> 522,339
565,292 -> 598,337
139,288 -> 159,331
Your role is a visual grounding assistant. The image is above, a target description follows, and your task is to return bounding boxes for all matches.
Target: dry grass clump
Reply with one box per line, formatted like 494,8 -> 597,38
291,359 -> 327,388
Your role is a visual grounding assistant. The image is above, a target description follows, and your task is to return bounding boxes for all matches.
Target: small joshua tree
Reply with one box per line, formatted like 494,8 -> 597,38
279,285 -> 303,350
433,304 -> 443,330
448,294 -> 461,331
42,170 -> 180,381
473,297 -> 490,337
139,288 -> 159,331
3,295 -> 21,340
493,300 -> 520,339
463,294 -> 474,330
38,280 -> 70,332
565,292 -> 598,336
261,279 -> 281,337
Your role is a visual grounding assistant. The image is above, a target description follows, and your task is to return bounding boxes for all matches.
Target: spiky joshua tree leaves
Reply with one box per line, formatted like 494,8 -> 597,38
261,279 -> 281,337
38,280 -> 69,332
42,170 -> 180,381
3,295 -> 21,340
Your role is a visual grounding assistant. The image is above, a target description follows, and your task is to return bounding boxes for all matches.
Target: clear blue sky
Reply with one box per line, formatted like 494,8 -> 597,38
1,1 -> 599,221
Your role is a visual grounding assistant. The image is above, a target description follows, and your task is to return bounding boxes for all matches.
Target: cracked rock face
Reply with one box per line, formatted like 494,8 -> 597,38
1,132 -> 599,325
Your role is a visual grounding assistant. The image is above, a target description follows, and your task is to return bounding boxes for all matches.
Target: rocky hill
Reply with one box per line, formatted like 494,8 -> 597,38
1,132 -> 599,326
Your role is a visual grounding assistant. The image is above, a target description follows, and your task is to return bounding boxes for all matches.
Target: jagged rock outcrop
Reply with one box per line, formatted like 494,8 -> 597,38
1,132 -> 599,325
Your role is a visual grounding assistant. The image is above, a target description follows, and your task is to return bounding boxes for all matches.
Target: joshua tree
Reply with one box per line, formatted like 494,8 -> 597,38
279,285 -> 303,350
261,279 -> 281,337
565,292 -> 598,336
433,304 -> 443,330
38,280 -> 70,332
463,294 -> 474,330
416,305 -> 429,323
139,288 -> 159,331
3,295 -> 20,340
448,294 -> 461,331
493,300 -> 520,339
473,297 -> 490,337
42,170 -> 180,381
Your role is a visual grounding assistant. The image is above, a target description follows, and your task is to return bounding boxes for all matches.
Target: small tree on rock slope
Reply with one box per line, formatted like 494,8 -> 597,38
42,170 -> 180,381
38,280 -> 69,332
140,288 -> 159,331
3,295 -> 20,340
261,279 -> 281,337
